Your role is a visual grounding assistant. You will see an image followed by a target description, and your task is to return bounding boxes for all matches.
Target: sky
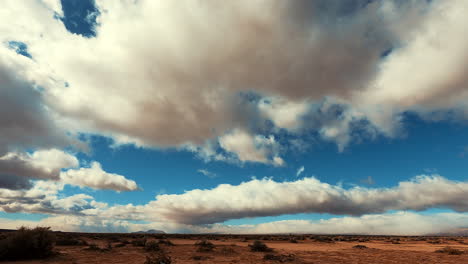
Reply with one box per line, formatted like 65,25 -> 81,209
0,0 -> 468,235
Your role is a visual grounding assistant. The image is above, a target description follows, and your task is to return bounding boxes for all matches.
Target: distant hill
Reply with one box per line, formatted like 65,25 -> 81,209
131,229 -> 166,234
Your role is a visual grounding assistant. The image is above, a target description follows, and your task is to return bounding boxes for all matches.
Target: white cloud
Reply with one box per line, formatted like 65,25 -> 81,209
0,211 -> 467,236
0,149 -> 78,189
197,169 -> 217,179
258,97 -> 309,130
296,166 -> 305,177
149,175 -> 468,225
2,0 -> 468,157
60,162 -> 139,191
0,0 -> 401,155
40,0 -> 63,16
219,129 -> 283,165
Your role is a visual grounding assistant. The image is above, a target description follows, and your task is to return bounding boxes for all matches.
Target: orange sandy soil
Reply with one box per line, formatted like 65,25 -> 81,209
4,237 -> 468,264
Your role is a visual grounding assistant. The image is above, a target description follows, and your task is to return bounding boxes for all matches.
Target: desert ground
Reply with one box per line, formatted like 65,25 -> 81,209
2,232 -> 467,264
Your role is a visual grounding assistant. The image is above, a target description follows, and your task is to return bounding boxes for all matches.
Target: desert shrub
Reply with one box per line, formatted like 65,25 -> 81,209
133,237 -> 148,247
249,240 -> 273,252
220,246 -> 236,254
435,247 -> 464,255
263,253 -> 296,262
144,252 -> 172,264
195,240 -> 215,252
115,242 -> 127,247
84,242 -> 112,252
315,236 -> 334,243
289,238 -> 298,243
0,226 -> 55,261
158,239 -> 174,246
353,245 -> 368,249
85,243 -> 101,251
192,255 -> 210,260
145,241 -> 161,252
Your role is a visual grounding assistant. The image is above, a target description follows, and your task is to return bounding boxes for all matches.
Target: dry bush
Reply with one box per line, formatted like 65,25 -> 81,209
195,239 -> 215,252
249,240 -> 273,252
435,247 -> 464,255
353,244 -> 368,249
158,239 -> 174,246
144,251 -> 172,264
0,226 -> 55,261
314,236 -> 334,243
145,241 -> 161,252
132,237 -> 148,247
192,255 -> 210,260
219,245 -> 236,255
263,253 -> 296,262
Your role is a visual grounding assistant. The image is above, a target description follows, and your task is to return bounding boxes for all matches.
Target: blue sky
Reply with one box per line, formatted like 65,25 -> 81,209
0,0 -> 467,234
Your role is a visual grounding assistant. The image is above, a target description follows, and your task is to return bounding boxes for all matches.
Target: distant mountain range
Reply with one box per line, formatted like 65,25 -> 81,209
131,229 -> 166,234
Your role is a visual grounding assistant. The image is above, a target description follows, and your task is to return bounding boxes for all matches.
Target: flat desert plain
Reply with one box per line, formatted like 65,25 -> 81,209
3,234 -> 468,264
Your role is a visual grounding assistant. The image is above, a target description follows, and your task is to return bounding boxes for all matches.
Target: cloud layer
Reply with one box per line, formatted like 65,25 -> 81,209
1,0 -> 468,165
149,175 -> 468,224
4,0 -> 468,164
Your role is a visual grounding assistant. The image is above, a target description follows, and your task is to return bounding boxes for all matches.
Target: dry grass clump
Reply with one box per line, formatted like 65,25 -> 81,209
435,246 -> 465,255
195,239 -> 215,252
158,239 -> 174,246
145,240 -> 161,252
263,253 -> 296,262
0,227 -> 56,261
144,251 -> 172,264
353,244 -> 368,249
84,242 -> 112,252
249,240 -> 273,252
192,255 -> 210,260
219,245 -> 236,254
132,237 -> 148,247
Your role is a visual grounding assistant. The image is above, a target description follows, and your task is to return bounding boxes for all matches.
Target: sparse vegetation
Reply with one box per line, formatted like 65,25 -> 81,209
249,240 -> 273,252
220,245 -> 236,254
144,251 -> 172,264
133,237 -> 148,247
263,253 -> 296,262
353,244 -> 368,249
435,246 -> 464,255
0,226 -> 55,261
195,239 -> 215,252
145,240 -> 161,252
192,255 -> 210,260
158,239 -> 174,246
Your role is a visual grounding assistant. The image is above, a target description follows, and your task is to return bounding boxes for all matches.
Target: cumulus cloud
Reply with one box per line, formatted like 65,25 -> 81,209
1,211 -> 467,235
0,180 -> 91,215
149,175 -> 468,225
0,0 -> 403,155
0,149 -> 138,192
60,162 -> 139,191
1,0 -> 468,157
218,129 -> 284,165
258,97 -> 309,130
0,149 -> 78,189
0,47 -> 76,156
